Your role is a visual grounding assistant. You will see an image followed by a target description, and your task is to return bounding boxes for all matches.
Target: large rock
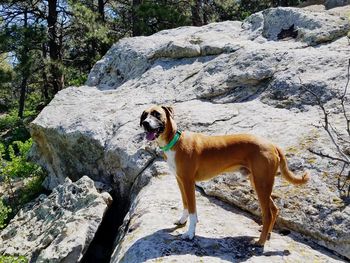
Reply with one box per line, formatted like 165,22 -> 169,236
0,176 -> 112,262
111,173 -> 343,262
29,6 -> 350,260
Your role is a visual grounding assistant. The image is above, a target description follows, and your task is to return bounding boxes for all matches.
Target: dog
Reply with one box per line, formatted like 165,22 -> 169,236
140,105 -> 310,245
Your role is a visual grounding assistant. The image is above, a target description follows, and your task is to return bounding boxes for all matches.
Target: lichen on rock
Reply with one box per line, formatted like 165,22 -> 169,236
0,176 -> 112,262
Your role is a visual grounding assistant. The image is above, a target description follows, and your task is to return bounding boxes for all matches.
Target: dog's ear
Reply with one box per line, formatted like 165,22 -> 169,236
140,111 -> 147,127
162,106 -> 174,119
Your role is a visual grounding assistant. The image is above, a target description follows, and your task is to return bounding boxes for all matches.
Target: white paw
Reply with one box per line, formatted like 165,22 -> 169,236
181,231 -> 195,240
174,209 -> 188,225
181,213 -> 197,240
174,219 -> 187,226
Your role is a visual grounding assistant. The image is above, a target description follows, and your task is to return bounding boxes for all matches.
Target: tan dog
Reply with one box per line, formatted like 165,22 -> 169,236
140,105 -> 310,245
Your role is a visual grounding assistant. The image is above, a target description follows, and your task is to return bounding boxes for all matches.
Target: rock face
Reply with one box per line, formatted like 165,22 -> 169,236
0,176 -> 112,262
111,174 -> 343,263
28,6 -> 350,261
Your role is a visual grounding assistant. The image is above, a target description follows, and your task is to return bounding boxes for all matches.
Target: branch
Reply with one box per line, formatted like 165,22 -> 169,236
337,163 -> 349,192
308,149 -> 349,164
299,77 -> 350,164
340,58 -> 350,136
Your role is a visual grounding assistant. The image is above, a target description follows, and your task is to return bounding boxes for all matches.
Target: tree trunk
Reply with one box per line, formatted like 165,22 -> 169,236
132,0 -> 142,36
18,77 -> 27,119
202,0 -> 209,25
47,0 -> 63,94
98,0 -> 105,21
41,43 -> 49,101
18,8 -> 29,118
191,0 -> 203,26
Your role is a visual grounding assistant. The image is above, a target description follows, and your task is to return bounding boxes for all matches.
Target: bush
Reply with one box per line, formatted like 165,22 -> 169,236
0,139 -> 46,229
0,111 -> 31,148
0,198 -> 11,229
0,110 -> 20,132
0,255 -> 28,263
3,139 -> 41,179
18,174 -> 45,205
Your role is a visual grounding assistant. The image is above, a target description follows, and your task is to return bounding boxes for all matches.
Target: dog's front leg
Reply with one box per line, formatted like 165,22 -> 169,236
174,176 -> 189,225
181,179 -> 197,240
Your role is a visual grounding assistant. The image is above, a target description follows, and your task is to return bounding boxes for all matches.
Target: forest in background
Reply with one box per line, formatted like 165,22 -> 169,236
0,0 -> 307,249
0,0 -> 304,119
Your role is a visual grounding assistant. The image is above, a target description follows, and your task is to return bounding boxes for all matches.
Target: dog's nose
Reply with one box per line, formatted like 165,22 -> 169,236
142,121 -> 151,131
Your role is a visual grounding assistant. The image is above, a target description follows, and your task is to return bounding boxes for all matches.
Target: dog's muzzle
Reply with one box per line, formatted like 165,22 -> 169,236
142,120 -> 164,141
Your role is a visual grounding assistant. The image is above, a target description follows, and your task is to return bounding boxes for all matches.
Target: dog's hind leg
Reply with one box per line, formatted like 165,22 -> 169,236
251,163 -> 275,246
268,197 -> 279,239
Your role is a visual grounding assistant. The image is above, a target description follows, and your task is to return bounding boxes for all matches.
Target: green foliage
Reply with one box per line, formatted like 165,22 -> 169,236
0,138 -> 46,229
65,68 -> 88,87
0,111 -> 20,132
0,111 -> 31,148
24,91 -> 43,113
0,54 -> 14,112
18,174 -> 45,205
0,55 -> 13,83
134,1 -> 191,36
2,139 -> 41,179
66,1 -> 116,77
209,0 -> 240,21
0,198 -> 11,229
0,255 -> 28,263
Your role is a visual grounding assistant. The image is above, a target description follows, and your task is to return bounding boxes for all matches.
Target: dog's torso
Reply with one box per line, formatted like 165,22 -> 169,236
164,131 -> 279,181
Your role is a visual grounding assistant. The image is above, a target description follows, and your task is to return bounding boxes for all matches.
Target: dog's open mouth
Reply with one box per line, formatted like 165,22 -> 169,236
145,128 -> 162,141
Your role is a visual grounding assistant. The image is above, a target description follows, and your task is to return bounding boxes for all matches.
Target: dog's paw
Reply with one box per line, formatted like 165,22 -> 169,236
174,219 -> 187,226
249,238 -> 264,247
181,231 -> 195,240
174,209 -> 188,226
253,239 -> 266,247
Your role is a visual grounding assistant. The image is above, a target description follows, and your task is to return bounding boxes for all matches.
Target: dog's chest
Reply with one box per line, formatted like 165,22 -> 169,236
165,151 -> 177,175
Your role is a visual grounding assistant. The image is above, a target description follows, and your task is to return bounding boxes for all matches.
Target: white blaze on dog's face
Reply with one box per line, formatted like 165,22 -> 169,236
140,105 -> 174,141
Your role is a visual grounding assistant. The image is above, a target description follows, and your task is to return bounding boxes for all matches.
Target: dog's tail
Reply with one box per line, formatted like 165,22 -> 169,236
276,147 -> 310,185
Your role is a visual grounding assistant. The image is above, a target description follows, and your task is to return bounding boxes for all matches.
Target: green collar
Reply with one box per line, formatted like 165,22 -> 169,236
160,130 -> 182,152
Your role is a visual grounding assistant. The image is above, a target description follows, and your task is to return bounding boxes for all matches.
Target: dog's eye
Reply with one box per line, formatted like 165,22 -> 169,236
140,111 -> 148,126
151,111 -> 161,119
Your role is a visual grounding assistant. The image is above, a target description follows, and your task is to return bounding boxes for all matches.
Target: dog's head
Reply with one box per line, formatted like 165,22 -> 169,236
140,105 -> 174,141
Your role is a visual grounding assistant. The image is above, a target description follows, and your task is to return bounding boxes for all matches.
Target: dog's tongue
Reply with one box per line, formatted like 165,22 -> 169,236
146,131 -> 157,141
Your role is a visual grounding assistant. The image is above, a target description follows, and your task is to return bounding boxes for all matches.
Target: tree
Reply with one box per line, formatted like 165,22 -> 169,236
0,0 -> 120,115
0,53 -> 14,112
130,0 -> 191,36
47,0 -> 64,94
0,1 -> 46,118
64,1 -> 118,85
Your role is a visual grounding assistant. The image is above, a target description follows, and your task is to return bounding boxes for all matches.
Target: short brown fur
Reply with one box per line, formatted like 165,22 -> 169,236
142,105 -> 310,245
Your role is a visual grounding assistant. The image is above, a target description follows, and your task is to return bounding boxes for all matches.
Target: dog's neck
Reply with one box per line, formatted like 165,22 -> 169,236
158,118 -> 178,148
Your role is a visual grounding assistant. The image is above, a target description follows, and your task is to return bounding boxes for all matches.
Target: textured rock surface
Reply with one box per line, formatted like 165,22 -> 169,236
29,6 -> 350,260
111,174 -> 344,263
0,176 -> 112,262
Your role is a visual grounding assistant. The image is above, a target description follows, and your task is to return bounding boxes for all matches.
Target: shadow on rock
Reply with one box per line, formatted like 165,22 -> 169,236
117,226 -> 290,262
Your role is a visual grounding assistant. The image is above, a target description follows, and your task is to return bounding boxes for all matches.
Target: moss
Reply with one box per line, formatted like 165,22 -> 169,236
286,129 -> 320,156
306,157 -> 317,164
189,37 -> 203,45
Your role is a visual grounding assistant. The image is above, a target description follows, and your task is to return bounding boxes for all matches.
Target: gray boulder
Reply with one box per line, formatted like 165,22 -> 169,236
0,176 -> 112,262
28,6 -> 350,260
111,174 -> 344,262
